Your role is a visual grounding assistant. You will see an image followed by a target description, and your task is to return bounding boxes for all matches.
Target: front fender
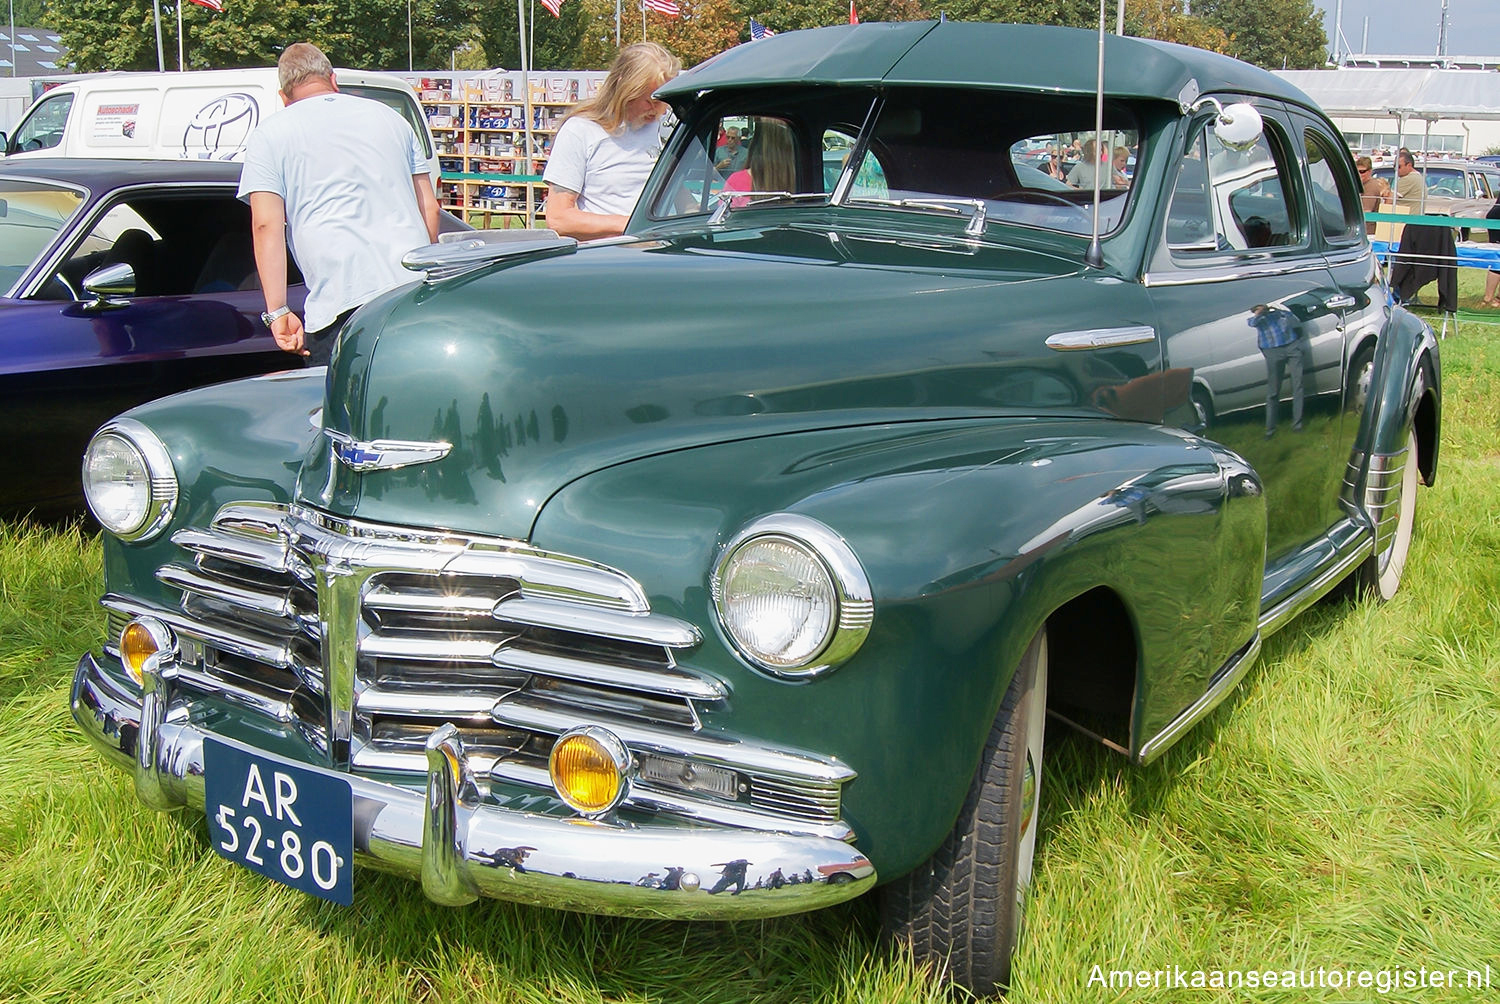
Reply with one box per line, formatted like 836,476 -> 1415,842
531,417 -> 1264,879
96,368 -> 323,606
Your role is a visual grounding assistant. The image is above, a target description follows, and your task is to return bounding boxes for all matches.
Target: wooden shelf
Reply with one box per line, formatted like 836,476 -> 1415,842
413,71 -> 603,227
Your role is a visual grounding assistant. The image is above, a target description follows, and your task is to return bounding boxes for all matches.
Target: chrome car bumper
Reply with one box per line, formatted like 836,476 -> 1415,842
71,651 -> 876,918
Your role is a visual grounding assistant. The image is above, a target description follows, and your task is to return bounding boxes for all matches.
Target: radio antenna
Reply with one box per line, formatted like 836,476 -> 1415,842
1084,0 -> 1107,269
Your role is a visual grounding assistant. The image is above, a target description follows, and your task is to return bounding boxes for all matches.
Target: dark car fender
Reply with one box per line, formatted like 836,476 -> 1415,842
94,368 -> 323,604
532,417 -> 1266,878
1356,305 -> 1440,492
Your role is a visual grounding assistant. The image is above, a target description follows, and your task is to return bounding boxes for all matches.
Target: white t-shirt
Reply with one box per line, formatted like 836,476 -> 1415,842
238,91 -> 431,332
543,115 -> 662,218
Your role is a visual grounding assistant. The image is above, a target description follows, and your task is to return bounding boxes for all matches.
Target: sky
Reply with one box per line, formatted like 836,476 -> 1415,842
1316,0 -> 1500,59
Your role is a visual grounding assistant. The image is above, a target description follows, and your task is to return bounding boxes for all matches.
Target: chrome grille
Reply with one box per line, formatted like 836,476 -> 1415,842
114,501 -> 850,836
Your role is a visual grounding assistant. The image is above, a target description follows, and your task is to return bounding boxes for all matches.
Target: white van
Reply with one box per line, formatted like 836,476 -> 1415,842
1,68 -> 440,179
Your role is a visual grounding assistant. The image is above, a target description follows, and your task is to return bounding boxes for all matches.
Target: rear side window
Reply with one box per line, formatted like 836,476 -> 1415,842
343,84 -> 433,158
1303,127 -> 1363,244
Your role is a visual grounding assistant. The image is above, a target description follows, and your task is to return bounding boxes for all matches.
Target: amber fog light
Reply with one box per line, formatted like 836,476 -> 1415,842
119,617 -> 175,685
549,727 -> 632,816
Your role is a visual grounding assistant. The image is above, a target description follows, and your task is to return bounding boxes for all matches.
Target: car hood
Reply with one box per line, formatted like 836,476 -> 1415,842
300,224 -> 1155,538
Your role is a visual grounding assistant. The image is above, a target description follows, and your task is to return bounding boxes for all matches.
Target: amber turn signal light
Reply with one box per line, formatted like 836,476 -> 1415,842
549,727 -> 632,816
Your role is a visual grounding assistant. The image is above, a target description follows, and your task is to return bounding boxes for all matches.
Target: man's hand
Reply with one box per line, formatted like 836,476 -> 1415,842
271,311 -> 307,355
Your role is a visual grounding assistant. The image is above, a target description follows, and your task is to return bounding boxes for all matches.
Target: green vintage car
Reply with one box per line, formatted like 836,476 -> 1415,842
72,22 -> 1440,995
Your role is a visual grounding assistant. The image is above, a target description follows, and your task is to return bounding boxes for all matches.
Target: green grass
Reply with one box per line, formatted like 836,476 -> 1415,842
3,308 -> 1498,1003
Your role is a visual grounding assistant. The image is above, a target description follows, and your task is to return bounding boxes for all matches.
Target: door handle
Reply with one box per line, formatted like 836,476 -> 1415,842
1324,294 -> 1356,310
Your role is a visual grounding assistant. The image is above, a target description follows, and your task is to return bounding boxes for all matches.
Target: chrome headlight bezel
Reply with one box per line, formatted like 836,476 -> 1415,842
81,418 -> 178,542
711,513 -> 874,679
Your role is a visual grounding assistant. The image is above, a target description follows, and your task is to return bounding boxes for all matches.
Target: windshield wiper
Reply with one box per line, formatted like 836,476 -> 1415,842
846,196 -> 989,237
707,190 -> 829,224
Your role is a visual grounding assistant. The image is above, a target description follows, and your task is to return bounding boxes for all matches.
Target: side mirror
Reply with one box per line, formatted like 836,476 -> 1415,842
81,261 -> 136,308
1213,102 -> 1264,151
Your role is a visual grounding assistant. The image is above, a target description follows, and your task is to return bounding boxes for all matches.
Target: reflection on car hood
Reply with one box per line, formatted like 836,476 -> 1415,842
301,225 -> 1145,538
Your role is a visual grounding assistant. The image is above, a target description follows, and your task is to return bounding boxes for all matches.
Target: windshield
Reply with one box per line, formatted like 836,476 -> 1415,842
649,86 -> 1140,237
0,180 -> 85,291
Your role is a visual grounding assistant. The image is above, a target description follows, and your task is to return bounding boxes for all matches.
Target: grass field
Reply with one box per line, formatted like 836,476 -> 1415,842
2,306 -> 1497,1003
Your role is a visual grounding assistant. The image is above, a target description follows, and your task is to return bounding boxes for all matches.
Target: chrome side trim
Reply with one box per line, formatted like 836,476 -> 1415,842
1136,633 -> 1261,765
1143,257 -> 1331,288
1044,325 -> 1156,351
155,564 -> 294,619
1257,531 -> 1373,638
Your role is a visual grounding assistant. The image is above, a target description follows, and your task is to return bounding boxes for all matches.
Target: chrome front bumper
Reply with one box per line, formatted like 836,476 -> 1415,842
71,651 -> 876,918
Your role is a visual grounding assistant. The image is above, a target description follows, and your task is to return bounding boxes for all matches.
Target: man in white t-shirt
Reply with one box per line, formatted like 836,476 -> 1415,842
239,42 -> 440,366
541,41 -> 679,240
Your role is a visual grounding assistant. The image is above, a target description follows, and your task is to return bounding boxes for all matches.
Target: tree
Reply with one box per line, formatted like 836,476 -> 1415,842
1127,0 -> 1230,54
1192,0 -> 1326,70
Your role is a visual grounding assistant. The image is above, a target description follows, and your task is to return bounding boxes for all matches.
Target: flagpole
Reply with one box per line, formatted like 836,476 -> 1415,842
152,0 -> 164,71
518,0 -> 533,178
615,0 -> 620,45
640,1 -> 646,41
177,1 -> 183,71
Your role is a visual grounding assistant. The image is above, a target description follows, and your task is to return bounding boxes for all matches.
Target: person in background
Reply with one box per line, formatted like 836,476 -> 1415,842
543,42 -> 681,240
240,42 -> 440,367
1112,145 -> 1131,185
724,118 -> 797,200
1046,149 -> 1066,181
1356,155 -> 1394,236
715,127 -> 748,177
1481,194 -> 1500,307
1394,147 -> 1425,208
1357,155 -> 1393,207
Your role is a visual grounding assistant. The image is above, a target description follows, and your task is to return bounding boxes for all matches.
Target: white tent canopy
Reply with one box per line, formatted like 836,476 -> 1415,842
1276,68 -> 1500,122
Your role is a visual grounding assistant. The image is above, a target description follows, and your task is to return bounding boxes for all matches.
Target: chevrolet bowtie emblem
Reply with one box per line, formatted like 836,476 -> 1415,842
326,430 -> 452,472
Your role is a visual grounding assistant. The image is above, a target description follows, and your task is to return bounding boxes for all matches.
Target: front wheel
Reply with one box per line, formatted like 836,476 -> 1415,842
879,629 -> 1048,996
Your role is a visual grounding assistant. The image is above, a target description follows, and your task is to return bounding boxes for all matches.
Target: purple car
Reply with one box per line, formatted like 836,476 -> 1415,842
1,159 -> 461,520
0,158 -> 303,518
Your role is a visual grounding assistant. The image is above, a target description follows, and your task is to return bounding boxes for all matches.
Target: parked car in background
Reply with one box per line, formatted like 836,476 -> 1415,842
1372,157 -> 1499,222
0,158 -> 305,519
71,22 -> 1440,997
2,68 -> 442,181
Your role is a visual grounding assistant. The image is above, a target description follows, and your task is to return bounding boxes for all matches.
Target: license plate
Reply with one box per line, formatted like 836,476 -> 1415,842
203,738 -> 353,905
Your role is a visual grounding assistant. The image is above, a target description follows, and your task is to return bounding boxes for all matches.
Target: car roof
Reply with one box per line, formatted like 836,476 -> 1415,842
0,157 -> 243,191
660,21 -> 1316,108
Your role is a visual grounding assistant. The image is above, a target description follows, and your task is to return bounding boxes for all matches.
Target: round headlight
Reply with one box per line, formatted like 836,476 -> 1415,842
82,419 -> 177,541
713,514 -> 873,678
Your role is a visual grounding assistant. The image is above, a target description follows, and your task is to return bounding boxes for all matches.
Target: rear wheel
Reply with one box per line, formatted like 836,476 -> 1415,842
879,630 -> 1047,996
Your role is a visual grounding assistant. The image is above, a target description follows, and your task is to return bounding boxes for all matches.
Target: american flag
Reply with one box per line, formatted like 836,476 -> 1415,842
541,0 -> 562,15
642,0 -> 680,15
749,18 -> 776,40
188,0 -> 223,10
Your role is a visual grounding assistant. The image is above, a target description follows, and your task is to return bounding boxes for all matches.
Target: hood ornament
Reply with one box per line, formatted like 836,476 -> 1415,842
326,430 -> 452,472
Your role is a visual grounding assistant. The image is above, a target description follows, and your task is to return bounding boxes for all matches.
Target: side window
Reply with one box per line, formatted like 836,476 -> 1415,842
1303,128 -> 1362,244
824,127 -> 886,198
11,92 -> 73,153
1167,116 -> 1298,255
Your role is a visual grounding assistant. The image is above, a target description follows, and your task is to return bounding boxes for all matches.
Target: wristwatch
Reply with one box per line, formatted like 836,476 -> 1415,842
260,305 -> 292,327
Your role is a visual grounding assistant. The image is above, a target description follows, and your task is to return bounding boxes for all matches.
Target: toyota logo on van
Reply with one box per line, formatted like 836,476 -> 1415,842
182,92 -> 260,160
